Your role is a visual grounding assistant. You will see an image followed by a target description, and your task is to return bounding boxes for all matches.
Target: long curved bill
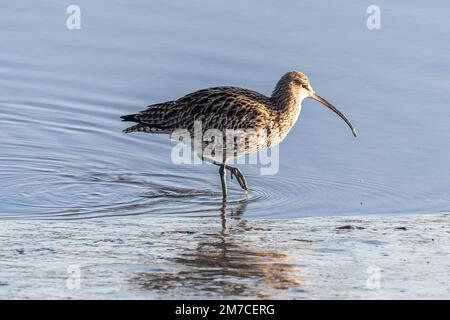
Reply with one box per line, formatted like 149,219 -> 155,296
310,93 -> 357,137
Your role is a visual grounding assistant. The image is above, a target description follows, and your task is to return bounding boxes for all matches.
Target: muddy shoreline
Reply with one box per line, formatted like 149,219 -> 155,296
0,213 -> 448,299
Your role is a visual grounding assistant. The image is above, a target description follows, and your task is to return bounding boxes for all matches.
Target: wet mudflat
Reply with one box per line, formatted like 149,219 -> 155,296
1,213 -> 448,299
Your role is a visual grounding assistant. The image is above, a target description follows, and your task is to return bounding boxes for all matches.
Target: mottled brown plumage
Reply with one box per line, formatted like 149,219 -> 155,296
121,71 -> 357,199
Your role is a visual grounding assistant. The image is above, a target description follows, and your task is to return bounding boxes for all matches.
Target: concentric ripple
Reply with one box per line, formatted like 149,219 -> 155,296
1,0 -> 450,221
0,158 -> 434,220
0,98 -> 441,219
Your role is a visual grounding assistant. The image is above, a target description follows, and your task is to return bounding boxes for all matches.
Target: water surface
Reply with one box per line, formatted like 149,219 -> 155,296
1,1 -> 449,219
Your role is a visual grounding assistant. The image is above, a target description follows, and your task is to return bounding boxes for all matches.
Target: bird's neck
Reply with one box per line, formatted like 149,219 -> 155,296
270,84 -> 306,116
269,84 -> 308,137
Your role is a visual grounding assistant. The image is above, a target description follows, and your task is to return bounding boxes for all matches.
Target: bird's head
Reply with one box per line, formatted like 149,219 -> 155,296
277,70 -> 357,137
284,71 -> 315,99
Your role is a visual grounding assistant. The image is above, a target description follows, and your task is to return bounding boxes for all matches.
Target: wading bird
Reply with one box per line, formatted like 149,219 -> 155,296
121,71 -> 357,200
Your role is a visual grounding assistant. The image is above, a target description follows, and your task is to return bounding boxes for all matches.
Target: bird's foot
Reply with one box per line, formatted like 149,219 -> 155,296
228,166 -> 248,191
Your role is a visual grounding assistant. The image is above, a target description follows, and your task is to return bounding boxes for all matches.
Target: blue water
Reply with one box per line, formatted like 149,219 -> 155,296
1,0 -> 449,219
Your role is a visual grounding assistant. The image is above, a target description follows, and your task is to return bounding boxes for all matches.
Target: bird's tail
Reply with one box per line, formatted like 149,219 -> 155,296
122,123 -> 167,134
123,123 -> 146,134
121,102 -> 174,134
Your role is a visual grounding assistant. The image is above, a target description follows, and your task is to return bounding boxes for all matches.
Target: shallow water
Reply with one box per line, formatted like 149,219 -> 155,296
1,1 -> 450,301
1,213 -> 449,299
1,1 -> 449,219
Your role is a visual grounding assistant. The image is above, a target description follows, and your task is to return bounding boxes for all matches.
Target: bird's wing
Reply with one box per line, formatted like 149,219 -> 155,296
174,87 -> 272,131
123,87 -> 273,135
173,87 -> 276,159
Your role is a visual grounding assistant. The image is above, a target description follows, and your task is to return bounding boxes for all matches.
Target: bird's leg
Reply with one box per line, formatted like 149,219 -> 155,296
219,164 -> 227,200
209,159 -> 247,193
224,165 -> 248,191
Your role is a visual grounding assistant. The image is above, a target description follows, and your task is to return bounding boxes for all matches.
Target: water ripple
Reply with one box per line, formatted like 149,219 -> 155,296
0,93 -> 444,219
0,96 -> 436,219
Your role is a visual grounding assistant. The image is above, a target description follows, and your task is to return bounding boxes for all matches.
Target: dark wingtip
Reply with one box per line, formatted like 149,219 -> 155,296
120,114 -> 137,122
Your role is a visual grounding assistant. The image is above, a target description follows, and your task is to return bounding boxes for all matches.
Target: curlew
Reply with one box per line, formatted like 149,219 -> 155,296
121,71 -> 357,200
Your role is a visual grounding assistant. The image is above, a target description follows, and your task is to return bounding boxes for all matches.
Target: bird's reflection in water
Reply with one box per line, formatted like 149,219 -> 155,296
131,200 -> 306,299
